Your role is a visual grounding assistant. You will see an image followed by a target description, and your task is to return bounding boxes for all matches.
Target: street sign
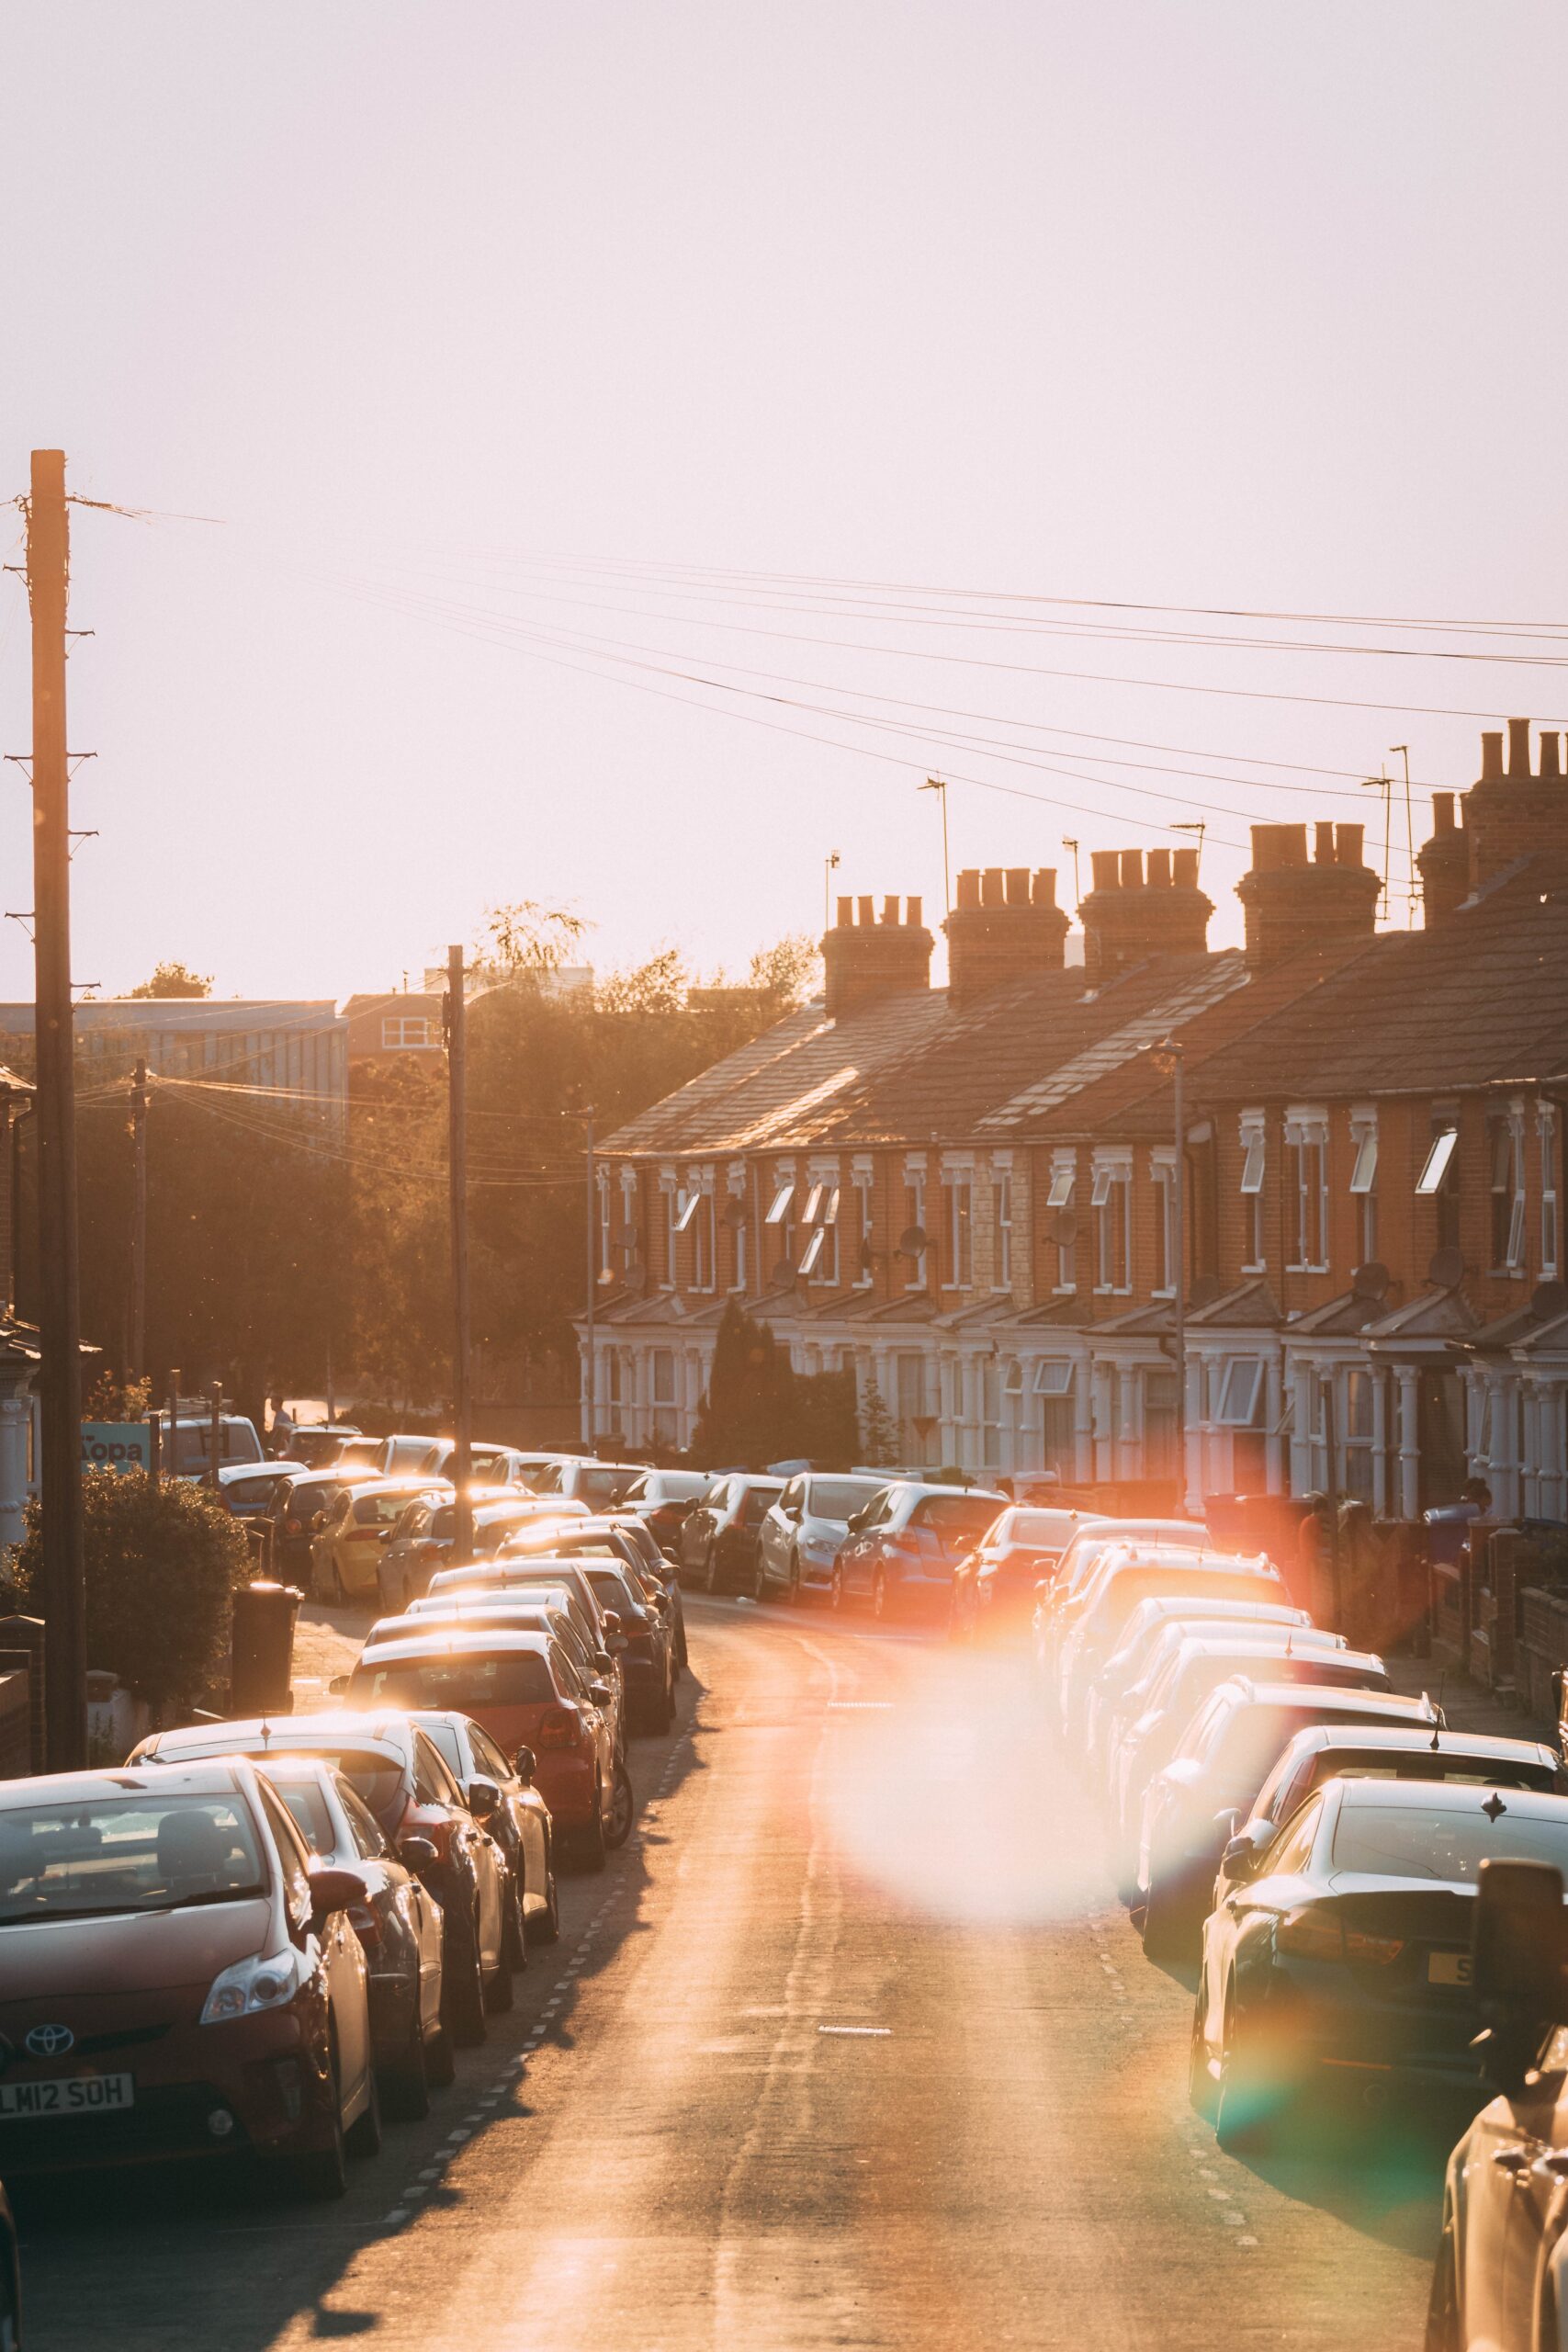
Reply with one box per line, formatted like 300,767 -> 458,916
80,1422 -> 152,1475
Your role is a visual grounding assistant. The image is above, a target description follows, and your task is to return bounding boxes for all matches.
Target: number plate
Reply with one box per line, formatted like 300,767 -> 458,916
0,2073 -> 134,2119
1428,1951 -> 1472,1986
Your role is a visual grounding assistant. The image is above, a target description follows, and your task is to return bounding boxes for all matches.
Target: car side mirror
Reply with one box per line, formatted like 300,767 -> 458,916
1472,1859 -> 1568,2094
399,1836 -> 439,1873
589,1679 -> 615,1708
1222,1831 -> 1260,1874
327,1674 -> 348,1697
466,1775 -> 501,1821
513,1746 -> 536,1786
307,1864 -> 365,1922
847,1510 -> 866,1532
595,1647 -> 619,1671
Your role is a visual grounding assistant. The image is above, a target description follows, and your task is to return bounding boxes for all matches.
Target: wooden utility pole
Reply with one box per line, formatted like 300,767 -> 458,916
446,946 -> 474,1561
582,1110 -> 596,1453
129,1057 -> 148,1384
28,450 -> 86,1772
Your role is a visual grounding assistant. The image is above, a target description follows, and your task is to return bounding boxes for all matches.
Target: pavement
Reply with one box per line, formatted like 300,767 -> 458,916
10,1594 -> 1498,2350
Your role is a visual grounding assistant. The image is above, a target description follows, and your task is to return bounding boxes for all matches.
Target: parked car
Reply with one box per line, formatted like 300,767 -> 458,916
427,1557 -> 618,1668
256,1753 -> 449,2113
758,1473 -> 889,1603
130,1711 -> 509,2049
217,1460 -> 309,1521
347,1630 -> 631,1869
0,1757 -> 376,2197
1427,1857 -> 1568,2352
0,2178 -> 17,2346
399,1592 -> 615,1709
620,1467 -> 713,1557
528,1458 -> 649,1511
1032,1520 -> 1218,1684
675,1476 -> 786,1596
378,1494 -> 560,1611
599,1516 -> 689,1670
1051,1548 -> 1281,1738
1191,1779 -> 1568,2153
832,1481 -> 1008,1621
405,1710 -> 558,1951
265,1464 -> 380,1585
948,1506 -> 1109,1643
270,1423 -> 363,1469
310,1477 -> 448,1602
1081,1594 -> 1316,1769
573,1560 -> 676,1732
498,1515 -> 687,1672
153,1409 -> 265,1475
1213,1724 -> 1568,1910
1137,1679 -> 1443,1959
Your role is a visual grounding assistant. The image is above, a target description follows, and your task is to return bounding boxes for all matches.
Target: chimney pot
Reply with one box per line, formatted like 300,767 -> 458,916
1508,718 -> 1533,779
1005,865 -> 1031,906
1431,791 -> 1455,835
1481,729 -> 1505,783
1089,849 -> 1120,892
980,867 -> 1005,907
835,894 -> 853,928
857,895 -> 874,927
1314,821 -> 1337,865
1172,847 -> 1200,888
822,891 -> 933,1018
1146,847 -> 1171,886
1541,732 -> 1563,781
907,895 -> 921,927
1032,867 -> 1057,906
1337,821 -> 1365,867
956,867 -> 981,910
1120,849 -> 1145,888
881,895 -> 899,926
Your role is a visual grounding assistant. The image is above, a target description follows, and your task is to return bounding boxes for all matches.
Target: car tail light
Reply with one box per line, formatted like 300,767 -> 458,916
405,1806 -> 454,1863
1344,1927 -> 1404,1964
1277,1908 -> 1346,1961
536,1703 -> 581,1751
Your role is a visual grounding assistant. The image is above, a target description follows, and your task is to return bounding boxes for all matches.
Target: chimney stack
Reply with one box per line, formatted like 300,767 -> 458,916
1237,820 -> 1381,963
1445,719 -> 1568,903
1078,846 -> 1212,983
821,894 -> 934,1021
943,865 -> 1068,1003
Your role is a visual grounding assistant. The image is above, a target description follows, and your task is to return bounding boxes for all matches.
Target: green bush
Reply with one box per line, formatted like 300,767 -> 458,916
10,1468 -> 254,1722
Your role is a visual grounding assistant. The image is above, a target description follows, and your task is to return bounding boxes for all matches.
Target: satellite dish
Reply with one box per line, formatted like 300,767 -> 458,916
720,1198 -> 747,1230
1532,1280 -> 1568,1320
771,1258 -> 795,1289
1351,1261 -> 1391,1303
897,1226 -> 929,1256
624,1265 -> 649,1298
1428,1247 -> 1466,1291
613,1223 -> 640,1250
1054,1211 -> 1079,1246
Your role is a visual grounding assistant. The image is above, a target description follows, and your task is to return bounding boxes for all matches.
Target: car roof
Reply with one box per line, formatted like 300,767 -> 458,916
1327,1777 -> 1568,1820
283,1464 -> 378,1488
1221,1679 -> 1435,1720
1292,1724 -> 1562,1766
888,1480 -> 1007,1501
220,1460 -> 304,1483
140,1709 -> 417,1759
358,1629 -> 554,1662
0,1756 -> 255,1805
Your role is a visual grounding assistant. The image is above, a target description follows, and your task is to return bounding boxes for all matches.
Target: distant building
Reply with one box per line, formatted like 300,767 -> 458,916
343,992 -> 446,1066
0,999 -> 348,1136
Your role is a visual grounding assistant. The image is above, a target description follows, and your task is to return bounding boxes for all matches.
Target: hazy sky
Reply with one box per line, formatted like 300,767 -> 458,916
2,3 -> 1564,1001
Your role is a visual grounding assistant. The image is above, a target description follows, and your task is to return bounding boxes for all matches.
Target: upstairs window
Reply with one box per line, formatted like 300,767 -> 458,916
993,1170 -> 1013,1291
903,1166 -> 928,1290
1284,1117 -> 1329,1273
944,1170 -> 974,1289
1348,1118 -> 1378,1266
1153,1160 -> 1176,1295
1239,1117 -> 1266,1272
1543,1109 -> 1561,1279
1091,1161 -> 1132,1294
1048,1159 -> 1077,1292
1489,1116 -> 1527,1273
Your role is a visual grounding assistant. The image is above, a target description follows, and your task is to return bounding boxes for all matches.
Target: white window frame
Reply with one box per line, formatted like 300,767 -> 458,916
1046,1161 -> 1076,1211
1091,1155 -> 1132,1296
1032,1360 -> 1074,1396
1284,1111 -> 1329,1274
727,1168 -> 748,1293
1152,1151 -> 1176,1298
992,1163 -> 1013,1292
1348,1110 -> 1378,1266
764,1179 -> 795,1227
1416,1127 -> 1459,1195
596,1170 -> 612,1279
660,1180 -> 680,1290
1542,1104 -> 1561,1279
1214,1354 -> 1265,1428
904,1159 -> 929,1291
944,1168 -> 974,1291
381,1015 -> 436,1049
1239,1113 -> 1266,1272
852,1164 -> 874,1287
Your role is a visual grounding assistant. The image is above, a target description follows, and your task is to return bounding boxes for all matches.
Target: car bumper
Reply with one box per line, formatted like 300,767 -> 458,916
1248,1970 -> 1487,2090
535,1750 -> 598,1829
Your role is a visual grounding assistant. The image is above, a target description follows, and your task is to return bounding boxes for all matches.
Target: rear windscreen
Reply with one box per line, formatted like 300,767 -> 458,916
354,1654 -> 557,1710
269,1781 -> 334,1854
808,1480 -> 883,1521
1331,1801 -> 1568,1883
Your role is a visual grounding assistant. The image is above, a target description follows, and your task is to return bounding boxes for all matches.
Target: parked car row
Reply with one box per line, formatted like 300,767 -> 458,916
1023,1509 -> 1568,2351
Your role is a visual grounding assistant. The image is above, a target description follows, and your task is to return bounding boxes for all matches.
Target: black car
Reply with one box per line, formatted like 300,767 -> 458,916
620,1468 -> 712,1559
409,1710 -> 560,1951
575,1562 -> 676,1732
257,1754 -> 450,2113
678,1476 -> 785,1596
504,1515 -> 688,1673
1190,1777 -> 1568,2150
265,1466 -> 378,1586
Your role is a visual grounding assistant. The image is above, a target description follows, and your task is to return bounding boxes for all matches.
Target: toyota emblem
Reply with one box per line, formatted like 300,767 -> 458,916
25,2023 -> 74,2059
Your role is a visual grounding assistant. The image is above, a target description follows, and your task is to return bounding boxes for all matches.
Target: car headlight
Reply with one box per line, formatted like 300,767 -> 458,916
200,1946 -> 308,2023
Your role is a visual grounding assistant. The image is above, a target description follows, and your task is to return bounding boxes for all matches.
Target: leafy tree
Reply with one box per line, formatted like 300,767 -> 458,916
858,1379 -> 901,1467
8,1467 -> 253,1721
690,1301 -> 857,1468
128,960 -> 211,999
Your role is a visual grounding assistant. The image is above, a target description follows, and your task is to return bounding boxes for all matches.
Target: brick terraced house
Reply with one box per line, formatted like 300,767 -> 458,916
580,723 -> 1568,1520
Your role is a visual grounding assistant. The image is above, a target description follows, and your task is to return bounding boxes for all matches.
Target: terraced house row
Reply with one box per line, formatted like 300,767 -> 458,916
581,722 -> 1568,1521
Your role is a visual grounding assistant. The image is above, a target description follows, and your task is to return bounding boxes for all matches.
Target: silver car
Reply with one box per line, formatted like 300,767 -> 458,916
757,1473 -> 889,1602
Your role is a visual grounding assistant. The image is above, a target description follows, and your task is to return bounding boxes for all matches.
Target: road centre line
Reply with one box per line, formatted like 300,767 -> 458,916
817,2025 -> 892,2036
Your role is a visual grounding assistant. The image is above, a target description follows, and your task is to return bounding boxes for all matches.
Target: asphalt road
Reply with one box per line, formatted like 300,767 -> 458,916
14,1597 -> 1454,2350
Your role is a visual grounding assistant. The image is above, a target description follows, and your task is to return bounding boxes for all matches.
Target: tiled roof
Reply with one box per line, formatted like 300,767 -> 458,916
1186,1278 -> 1283,1330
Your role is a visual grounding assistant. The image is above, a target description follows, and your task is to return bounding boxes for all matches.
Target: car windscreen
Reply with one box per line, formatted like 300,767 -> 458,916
808,1479 -> 884,1522
1330,1799 -> 1568,1883
1007,1511 -> 1079,1548
911,1495 -> 1002,1541
225,1476 -> 282,1510
0,1789 -> 267,1922
302,1747 -> 407,1819
577,1468 -> 639,1507
266,1779 -> 335,1854
353,1653 -> 558,1710
355,1490 -> 414,1526
582,1568 -> 636,1613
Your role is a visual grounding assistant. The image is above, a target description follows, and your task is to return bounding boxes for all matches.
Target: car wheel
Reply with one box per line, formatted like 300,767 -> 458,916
1140,1871 -> 1191,1963
604,1758 -> 635,1849
750,1554 -> 766,1601
425,2014 -> 457,2088
674,1615 -> 688,1672
326,1553 -> 346,1606
579,1782 -> 608,1872
1187,1989 -> 1217,2120
345,2056 -> 383,2159
384,2002 -> 431,2121
830,1563 -> 845,1611
528,1858 -> 561,1946
872,1568 -> 889,1623
443,1905 -> 488,2048
1424,2215 -> 1461,2352
283,2046 -> 347,2201
1215,1994 -> 1280,2153
502,1872 -> 528,1973
786,1550 -> 802,1604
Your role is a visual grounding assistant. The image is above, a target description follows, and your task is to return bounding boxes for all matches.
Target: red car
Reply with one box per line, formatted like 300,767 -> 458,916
348,1629 -> 632,1869
0,1757 -> 377,2198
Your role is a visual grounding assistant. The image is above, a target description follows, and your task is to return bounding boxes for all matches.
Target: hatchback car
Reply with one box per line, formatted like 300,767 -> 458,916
217,1461 -> 308,1521
256,1754 -> 448,2113
948,1506 -> 1108,1643
347,1631 -> 632,1869
265,1466 -> 380,1585
833,1482 -> 1010,1621
130,1711 -> 509,2047
393,1595 -> 611,1708
1052,1549 -> 1280,1738
406,1710 -> 558,1951
0,1758 -> 376,2197
676,1476 -> 787,1596
620,1468 -> 712,1557
758,1473 -> 889,1603
1138,1679 -> 1443,1959
424,1561 -> 617,1683
573,1560 -> 676,1732
1190,1779 -> 1568,2150
310,1477 -> 448,1603
378,1494 -> 559,1611
529,1458 -> 649,1511
1081,1595 -> 1316,1769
